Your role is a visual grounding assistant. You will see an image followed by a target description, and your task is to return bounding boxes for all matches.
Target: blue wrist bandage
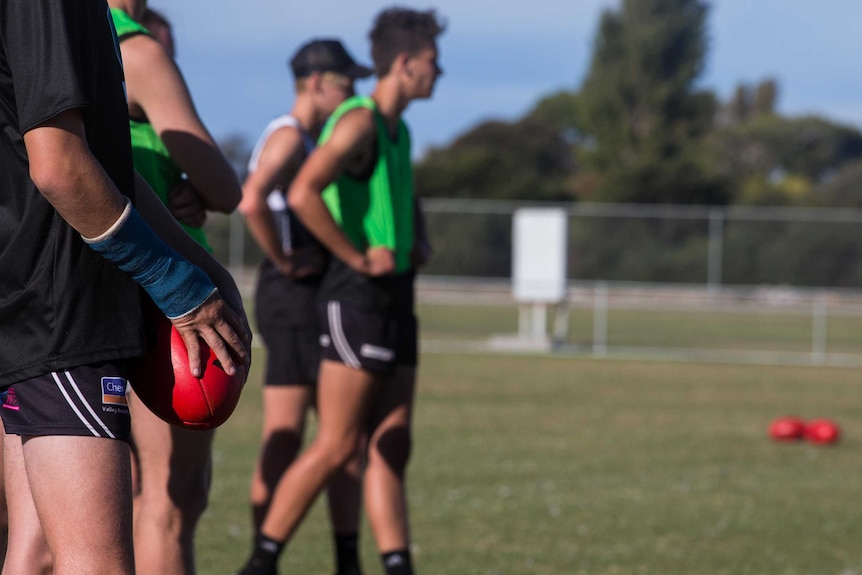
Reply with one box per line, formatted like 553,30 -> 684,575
84,200 -> 216,319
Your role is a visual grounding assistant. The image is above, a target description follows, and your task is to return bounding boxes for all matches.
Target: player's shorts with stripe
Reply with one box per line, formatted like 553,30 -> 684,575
0,361 -> 133,442
255,260 -> 322,386
317,261 -> 418,375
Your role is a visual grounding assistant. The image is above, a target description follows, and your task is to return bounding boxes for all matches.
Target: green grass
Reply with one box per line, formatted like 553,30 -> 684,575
418,303 -> 862,355
198,336 -> 862,574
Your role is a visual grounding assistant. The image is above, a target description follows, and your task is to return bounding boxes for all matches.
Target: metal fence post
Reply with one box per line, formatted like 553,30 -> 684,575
593,281 -> 608,356
229,210 -> 245,275
812,293 -> 827,365
708,209 -> 724,295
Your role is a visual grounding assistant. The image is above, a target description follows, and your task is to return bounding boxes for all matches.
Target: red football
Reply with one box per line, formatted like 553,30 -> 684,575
768,416 -> 806,441
804,419 -> 841,445
131,316 -> 246,430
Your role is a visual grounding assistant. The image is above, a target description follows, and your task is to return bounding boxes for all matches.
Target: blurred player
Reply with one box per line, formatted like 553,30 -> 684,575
109,2 -> 243,574
239,39 -> 373,575
0,1 -> 250,573
237,8 -> 444,575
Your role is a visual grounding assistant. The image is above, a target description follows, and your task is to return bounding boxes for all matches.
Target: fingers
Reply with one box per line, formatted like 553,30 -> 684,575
280,247 -> 326,278
175,326 -> 204,378
170,294 -> 251,379
169,183 -> 207,228
199,325 -> 241,378
366,247 -> 396,276
172,206 -> 207,228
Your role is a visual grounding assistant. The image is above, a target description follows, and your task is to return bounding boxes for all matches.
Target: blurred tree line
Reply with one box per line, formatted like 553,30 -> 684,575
414,0 -> 862,286
214,0 -> 862,287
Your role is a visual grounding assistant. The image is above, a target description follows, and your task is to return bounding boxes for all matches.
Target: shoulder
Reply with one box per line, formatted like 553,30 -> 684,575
334,107 -> 375,134
119,31 -> 169,63
325,97 -> 376,134
260,125 -> 306,162
318,109 -> 376,163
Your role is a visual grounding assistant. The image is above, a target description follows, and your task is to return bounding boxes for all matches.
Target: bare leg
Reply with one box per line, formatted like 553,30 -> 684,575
0,428 -> 8,568
249,385 -> 312,531
2,434 -> 51,575
22,435 -> 134,575
260,360 -> 377,541
129,388 -> 213,575
363,366 -> 416,553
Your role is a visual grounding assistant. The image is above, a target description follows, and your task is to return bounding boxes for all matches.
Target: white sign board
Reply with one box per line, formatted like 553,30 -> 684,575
513,208 -> 568,303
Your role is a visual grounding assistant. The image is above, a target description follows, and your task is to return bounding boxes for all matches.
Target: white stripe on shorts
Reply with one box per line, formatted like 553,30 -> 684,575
64,371 -> 116,439
327,301 -> 361,369
51,372 -> 100,438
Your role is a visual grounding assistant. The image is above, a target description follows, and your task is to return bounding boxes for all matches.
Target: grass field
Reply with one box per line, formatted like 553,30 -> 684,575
419,302 -> 862,357
196,303 -> 862,575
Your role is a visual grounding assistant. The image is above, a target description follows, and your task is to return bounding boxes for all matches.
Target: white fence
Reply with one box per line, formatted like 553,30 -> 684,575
415,277 -> 862,368
224,199 -> 862,367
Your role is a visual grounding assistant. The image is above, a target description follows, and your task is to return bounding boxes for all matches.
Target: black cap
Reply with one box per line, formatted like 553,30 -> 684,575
290,39 -> 373,80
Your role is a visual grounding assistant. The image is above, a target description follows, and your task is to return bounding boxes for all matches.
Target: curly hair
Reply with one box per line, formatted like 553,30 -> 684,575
369,7 -> 445,77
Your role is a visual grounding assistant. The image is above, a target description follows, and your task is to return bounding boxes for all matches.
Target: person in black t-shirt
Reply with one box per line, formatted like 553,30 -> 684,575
0,1 -> 250,572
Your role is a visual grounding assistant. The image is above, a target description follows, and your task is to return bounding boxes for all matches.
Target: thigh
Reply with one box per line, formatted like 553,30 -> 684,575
3,432 -> 49,572
367,366 -> 417,441
128,388 -> 213,496
23,434 -> 133,572
261,385 -> 314,435
315,360 -> 378,445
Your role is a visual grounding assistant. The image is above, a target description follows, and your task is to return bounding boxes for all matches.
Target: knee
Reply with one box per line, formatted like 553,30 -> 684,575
141,468 -> 210,533
370,427 -> 412,475
314,435 -> 362,473
258,429 -> 303,493
168,471 -> 210,526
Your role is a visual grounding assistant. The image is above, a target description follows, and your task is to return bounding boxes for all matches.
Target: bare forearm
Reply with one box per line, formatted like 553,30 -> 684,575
243,207 -> 289,267
135,172 -> 244,313
163,132 -> 241,213
25,116 -> 126,238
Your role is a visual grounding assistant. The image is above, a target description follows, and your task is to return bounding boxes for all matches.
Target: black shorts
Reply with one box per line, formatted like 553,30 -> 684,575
258,325 -> 319,386
255,261 -> 322,386
318,300 -> 418,376
254,260 -> 320,329
0,361 -> 133,442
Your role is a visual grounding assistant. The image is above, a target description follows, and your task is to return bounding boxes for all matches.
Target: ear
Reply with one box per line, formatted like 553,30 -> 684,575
393,53 -> 412,77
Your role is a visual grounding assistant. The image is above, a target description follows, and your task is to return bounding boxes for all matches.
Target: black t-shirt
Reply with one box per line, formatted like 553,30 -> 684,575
0,0 -> 146,385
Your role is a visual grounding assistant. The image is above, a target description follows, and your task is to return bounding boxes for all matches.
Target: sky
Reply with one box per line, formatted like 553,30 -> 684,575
160,0 -> 862,158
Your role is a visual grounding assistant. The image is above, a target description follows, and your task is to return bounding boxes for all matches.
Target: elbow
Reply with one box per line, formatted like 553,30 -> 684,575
238,193 -> 263,219
286,184 -> 309,214
29,161 -> 77,203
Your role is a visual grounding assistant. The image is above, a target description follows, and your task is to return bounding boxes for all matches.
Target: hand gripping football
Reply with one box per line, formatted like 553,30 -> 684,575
132,316 -> 245,430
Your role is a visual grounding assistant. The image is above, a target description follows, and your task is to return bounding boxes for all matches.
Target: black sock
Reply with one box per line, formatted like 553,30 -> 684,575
238,534 -> 285,575
334,532 -> 363,575
381,549 -> 413,575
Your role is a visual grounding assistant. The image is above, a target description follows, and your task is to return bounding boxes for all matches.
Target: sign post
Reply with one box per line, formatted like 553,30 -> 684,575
512,208 -> 568,347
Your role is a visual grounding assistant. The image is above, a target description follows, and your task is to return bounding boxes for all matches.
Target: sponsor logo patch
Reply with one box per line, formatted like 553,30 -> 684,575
101,377 -> 128,406
2,387 -> 19,411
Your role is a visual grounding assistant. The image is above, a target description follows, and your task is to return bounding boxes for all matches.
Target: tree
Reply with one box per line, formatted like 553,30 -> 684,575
709,114 -> 862,205
577,0 -> 729,204
414,117 -> 577,201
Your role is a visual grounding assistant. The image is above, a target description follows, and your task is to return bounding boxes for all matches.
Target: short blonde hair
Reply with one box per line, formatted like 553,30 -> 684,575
296,72 -> 350,93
